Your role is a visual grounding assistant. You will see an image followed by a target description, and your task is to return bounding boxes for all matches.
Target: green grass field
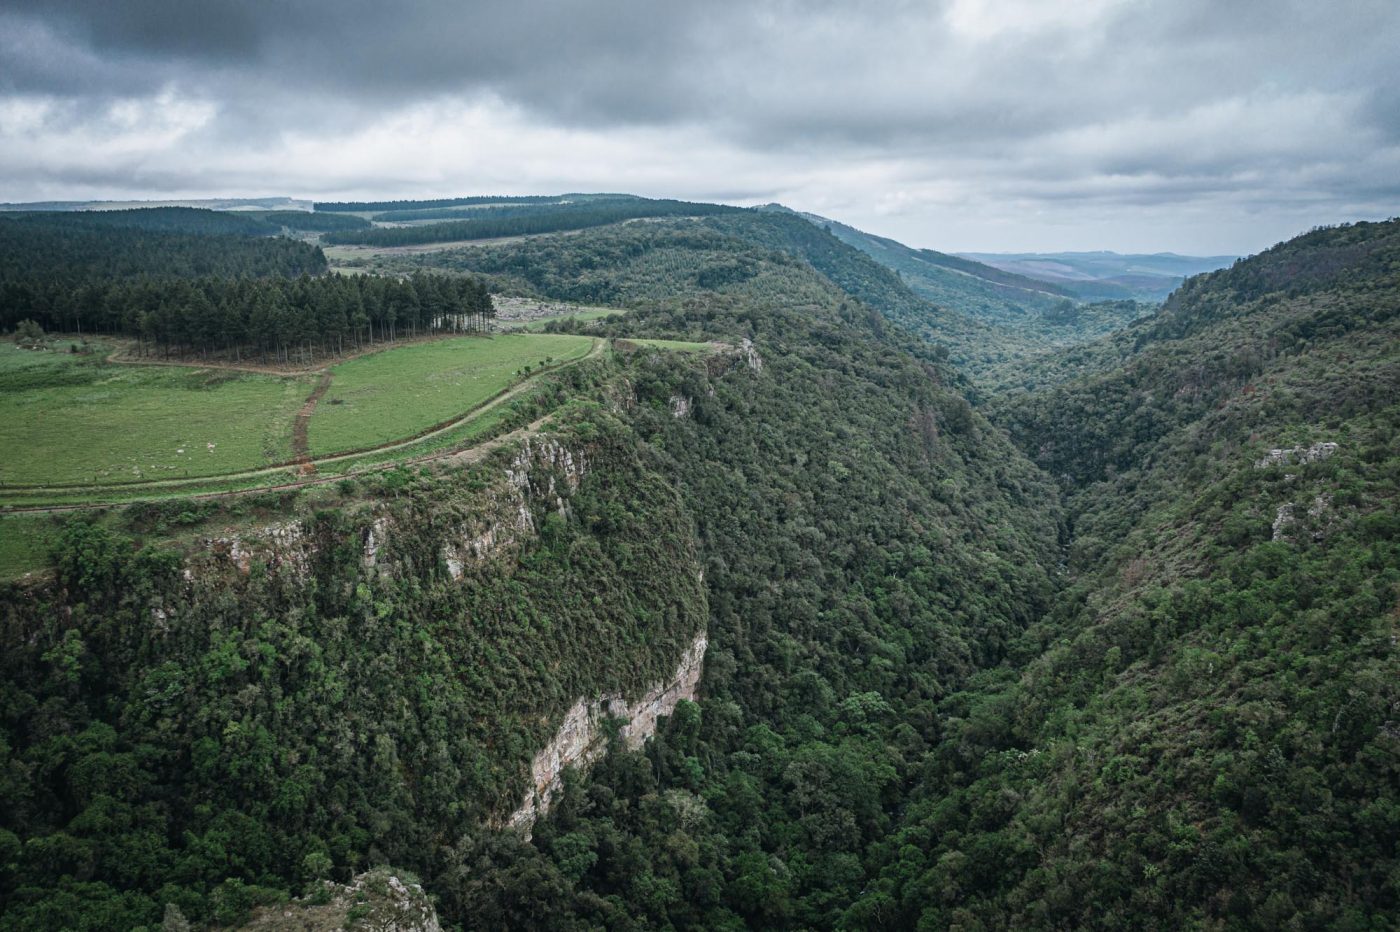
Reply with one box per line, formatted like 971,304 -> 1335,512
0,513 -> 60,580
0,334 -> 593,491
308,333 -> 594,455
0,344 -> 311,486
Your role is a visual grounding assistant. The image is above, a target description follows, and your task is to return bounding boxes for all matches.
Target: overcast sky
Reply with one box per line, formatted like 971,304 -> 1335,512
1,0 -> 1397,254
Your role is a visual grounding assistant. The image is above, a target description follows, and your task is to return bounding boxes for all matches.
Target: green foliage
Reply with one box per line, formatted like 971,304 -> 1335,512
0,212 -> 323,293
7,207 -> 279,237
1,270 -> 491,358
260,211 -> 372,232
308,333 -> 594,455
1,207 -> 1396,930
12,318 -> 43,345
315,194 -> 572,213
0,406 -> 708,929
322,198 -> 742,247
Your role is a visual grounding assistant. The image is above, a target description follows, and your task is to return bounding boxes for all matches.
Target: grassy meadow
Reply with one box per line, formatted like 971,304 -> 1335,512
0,334 -> 594,491
307,333 -> 594,455
508,308 -> 624,331
620,338 -> 715,352
0,343 -> 311,486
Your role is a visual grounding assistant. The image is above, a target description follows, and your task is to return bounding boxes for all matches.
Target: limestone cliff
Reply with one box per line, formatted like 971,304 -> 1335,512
507,629 -> 708,833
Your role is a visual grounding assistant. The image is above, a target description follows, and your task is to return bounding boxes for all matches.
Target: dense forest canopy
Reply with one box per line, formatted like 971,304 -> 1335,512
3,207 -> 282,237
5,273 -> 493,359
0,204 -> 1396,930
0,209 -> 489,357
322,199 -> 744,247
313,195 -> 580,212
369,203 -> 631,224
0,215 -> 326,287
259,211 -> 372,232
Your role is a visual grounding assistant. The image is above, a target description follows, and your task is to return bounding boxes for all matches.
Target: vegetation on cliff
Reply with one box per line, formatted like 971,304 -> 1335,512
0,207 -> 1395,930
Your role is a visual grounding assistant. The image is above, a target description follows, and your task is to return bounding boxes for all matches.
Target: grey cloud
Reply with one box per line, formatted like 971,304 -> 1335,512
0,0 -> 1396,252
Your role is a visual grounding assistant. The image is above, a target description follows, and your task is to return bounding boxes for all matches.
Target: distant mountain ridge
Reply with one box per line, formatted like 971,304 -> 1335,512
960,249 -> 1237,301
762,204 -> 1075,326
0,196 -> 311,212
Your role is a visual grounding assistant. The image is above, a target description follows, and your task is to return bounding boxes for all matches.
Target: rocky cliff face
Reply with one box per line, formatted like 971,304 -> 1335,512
441,434 -> 588,577
506,630 -> 708,833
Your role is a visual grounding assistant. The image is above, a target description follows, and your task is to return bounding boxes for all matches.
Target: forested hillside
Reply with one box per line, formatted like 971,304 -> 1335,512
0,206 -> 1395,930
876,219 -> 1399,926
383,215 -> 1400,927
2,208 -> 282,238
0,215 -> 325,287
0,215 -> 1060,929
0,210 -> 494,358
773,206 -> 1074,321
323,199 -> 741,248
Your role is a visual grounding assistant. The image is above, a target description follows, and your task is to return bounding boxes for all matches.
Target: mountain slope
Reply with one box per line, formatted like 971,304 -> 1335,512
773,206 -> 1075,324
0,215 -> 1061,930
963,249 -> 1238,301
729,209 -> 1154,385
859,218 -> 1400,927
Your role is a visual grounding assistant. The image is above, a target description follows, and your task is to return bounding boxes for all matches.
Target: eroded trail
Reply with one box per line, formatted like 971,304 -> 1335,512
292,372 -> 334,463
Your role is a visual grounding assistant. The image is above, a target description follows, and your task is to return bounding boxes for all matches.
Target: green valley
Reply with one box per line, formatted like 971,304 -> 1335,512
0,199 -> 1395,932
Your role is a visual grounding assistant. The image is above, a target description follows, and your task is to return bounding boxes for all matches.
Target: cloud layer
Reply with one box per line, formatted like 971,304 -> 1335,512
2,0 -> 1397,252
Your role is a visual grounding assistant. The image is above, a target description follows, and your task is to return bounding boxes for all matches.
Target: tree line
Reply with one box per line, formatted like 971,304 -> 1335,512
322,199 -> 743,247
313,194 -> 570,212
4,273 -> 494,364
0,217 -> 327,286
260,211 -> 372,232
371,202 -> 589,224
4,206 -> 283,237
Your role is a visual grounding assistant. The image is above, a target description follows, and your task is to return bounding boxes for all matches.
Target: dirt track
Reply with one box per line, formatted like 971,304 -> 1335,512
292,372 -> 334,462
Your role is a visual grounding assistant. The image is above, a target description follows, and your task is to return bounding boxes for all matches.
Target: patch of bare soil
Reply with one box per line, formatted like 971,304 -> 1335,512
291,371 -> 333,464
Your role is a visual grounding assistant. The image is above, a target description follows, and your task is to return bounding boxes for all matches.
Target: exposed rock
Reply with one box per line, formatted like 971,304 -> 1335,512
237,868 -> 440,931
506,630 -> 708,834
670,394 -> 692,419
1255,441 -> 1339,469
442,434 -> 587,575
362,515 -> 390,573
444,555 -> 465,580
206,521 -> 312,577
739,337 -> 764,372
1272,494 -> 1338,543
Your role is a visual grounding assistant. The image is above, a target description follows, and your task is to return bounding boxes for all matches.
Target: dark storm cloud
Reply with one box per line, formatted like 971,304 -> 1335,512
0,0 -> 1396,251
1,0 -> 727,119
5,0 -> 1398,146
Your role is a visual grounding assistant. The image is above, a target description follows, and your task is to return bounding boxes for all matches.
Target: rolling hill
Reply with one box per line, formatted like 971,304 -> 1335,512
962,249 -> 1238,301
0,200 -> 1395,931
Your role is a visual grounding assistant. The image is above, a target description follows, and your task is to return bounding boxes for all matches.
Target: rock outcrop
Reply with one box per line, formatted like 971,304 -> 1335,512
1272,494 -> 1336,543
1255,441 -> 1338,469
441,434 -> 588,576
506,630 -> 708,833
237,868 -> 441,931
202,520 -> 313,577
